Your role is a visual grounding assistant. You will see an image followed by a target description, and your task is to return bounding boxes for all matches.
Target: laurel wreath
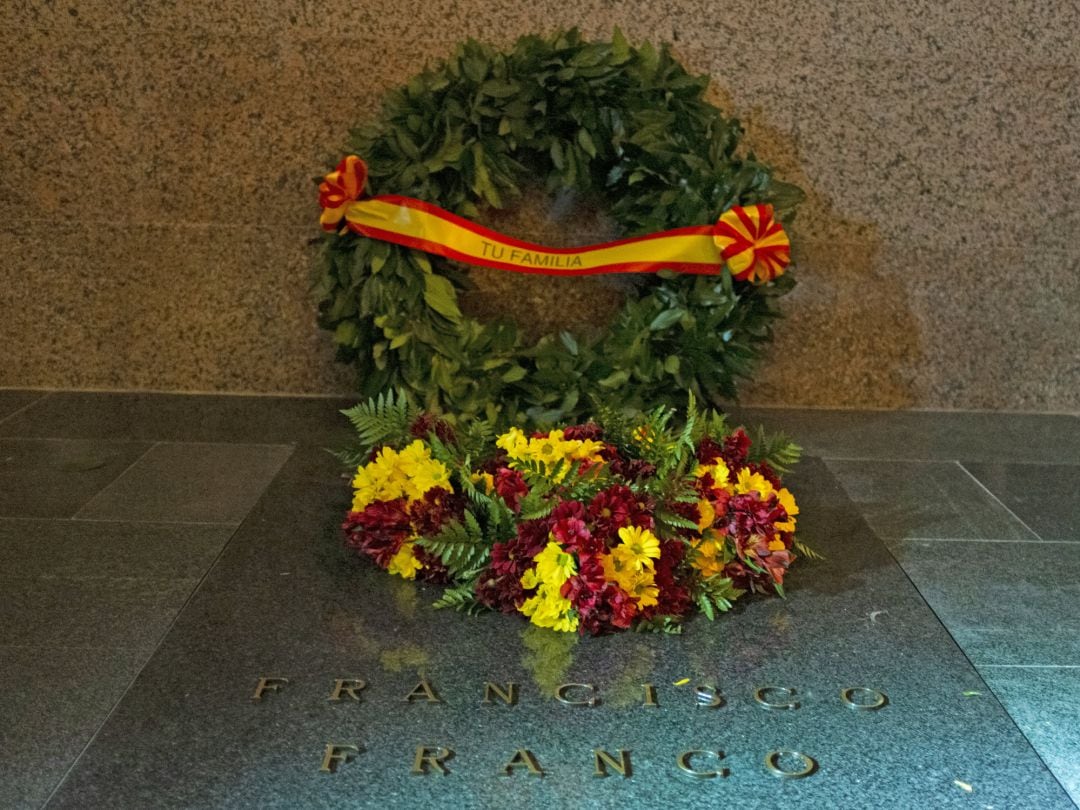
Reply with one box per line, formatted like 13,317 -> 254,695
313,29 -> 804,427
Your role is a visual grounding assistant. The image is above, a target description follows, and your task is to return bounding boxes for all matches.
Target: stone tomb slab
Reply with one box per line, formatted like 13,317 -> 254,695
46,452 -> 1074,808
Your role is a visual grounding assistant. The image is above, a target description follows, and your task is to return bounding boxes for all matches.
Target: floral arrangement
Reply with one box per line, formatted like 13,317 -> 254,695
339,393 -> 811,635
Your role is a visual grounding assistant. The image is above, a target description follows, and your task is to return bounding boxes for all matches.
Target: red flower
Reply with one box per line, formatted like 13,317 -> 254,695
722,428 -> 752,468
407,487 -> 465,537
493,467 -> 529,511
342,498 -> 411,568
563,423 -> 604,441
410,413 -> 457,445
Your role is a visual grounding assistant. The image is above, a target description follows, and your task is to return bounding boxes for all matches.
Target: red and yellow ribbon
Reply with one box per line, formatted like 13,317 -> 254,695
319,156 -> 790,282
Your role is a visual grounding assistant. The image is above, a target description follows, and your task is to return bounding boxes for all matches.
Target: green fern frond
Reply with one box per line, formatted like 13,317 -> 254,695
416,514 -> 490,578
795,539 -> 824,561
340,389 -> 417,454
432,582 -> 487,615
747,425 -> 801,473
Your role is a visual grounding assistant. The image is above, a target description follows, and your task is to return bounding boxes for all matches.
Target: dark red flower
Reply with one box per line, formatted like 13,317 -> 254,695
722,428 -> 752,467
410,413 -> 456,445
563,423 -> 604,441
493,467 -> 529,511
407,487 -> 465,537
342,498 -> 411,568
587,485 -> 639,541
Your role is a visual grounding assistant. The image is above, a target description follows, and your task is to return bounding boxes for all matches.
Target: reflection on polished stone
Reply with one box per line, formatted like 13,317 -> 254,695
39,452 -> 1073,808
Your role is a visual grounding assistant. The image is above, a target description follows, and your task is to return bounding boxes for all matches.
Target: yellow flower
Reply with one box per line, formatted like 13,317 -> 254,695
691,530 -> 727,578
616,526 -> 661,568
768,536 -> 786,552
694,459 -> 734,492
623,571 -> 659,608
533,541 -> 577,586
735,467 -> 774,499
470,471 -> 495,494
696,498 -> 716,531
350,440 -> 451,511
775,487 -> 799,532
387,541 -> 423,580
495,427 -> 529,459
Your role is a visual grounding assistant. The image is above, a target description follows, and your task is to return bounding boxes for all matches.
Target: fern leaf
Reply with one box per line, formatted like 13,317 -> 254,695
340,389 -> 416,454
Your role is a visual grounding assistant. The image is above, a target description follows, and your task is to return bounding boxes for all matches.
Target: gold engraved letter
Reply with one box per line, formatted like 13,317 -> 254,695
593,749 -> 632,778
840,686 -> 888,710
328,678 -> 367,702
500,749 -> 544,777
641,684 -> 658,708
753,686 -> 799,710
251,676 -> 289,702
764,750 -> 817,779
695,686 -> 724,709
555,683 -> 598,707
482,682 -> 518,706
676,750 -> 726,779
402,679 -> 442,703
320,743 -> 360,773
411,746 -> 453,775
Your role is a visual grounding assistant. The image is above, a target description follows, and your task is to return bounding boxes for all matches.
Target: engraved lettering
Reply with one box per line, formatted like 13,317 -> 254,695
676,750 -> 727,779
328,678 -> 367,702
555,683 -> 598,707
411,746 -> 453,775
251,676 -> 289,702
695,685 -> 724,709
593,749 -> 632,778
482,681 -> 518,706
641,683 -> 658,708
320,743 -> 360,773
764,750 -> 817,779
753,686 -> 799,710
840,686 -> 888,710
402,679 -> 442,703
500,749 -> 544,777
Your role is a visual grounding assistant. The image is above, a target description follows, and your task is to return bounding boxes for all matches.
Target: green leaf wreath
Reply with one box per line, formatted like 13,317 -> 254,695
313,29 -> 804,429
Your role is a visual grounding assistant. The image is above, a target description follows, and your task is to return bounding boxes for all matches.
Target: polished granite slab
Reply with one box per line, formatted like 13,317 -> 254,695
731,407 -> 1080,465
0,438 -> 153,518
979,667 -> 1080,804
965,462 -> 1080,542
0,391 -> 354,447
44,452 -> 1074,808
73,441 -> 293,524
823,459 -> 1039,542
889,539 -> 1080,666
0,389 -> 46,422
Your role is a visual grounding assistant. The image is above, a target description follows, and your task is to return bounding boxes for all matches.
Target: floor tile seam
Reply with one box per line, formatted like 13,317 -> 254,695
895,536 -> 1080,545
0,435 -> 295,450
40,520 -> 243,808
0,574 -> 210,584
67,440 -> 162,521
0,390 -> 52,427
823,454 -> 1080,467
978,664 -> 1080,669
0,516 -> 239,527
955,461 -> 1045,541
0,435 -> 160,446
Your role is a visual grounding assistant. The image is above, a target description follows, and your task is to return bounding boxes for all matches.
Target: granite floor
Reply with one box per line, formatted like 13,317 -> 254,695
1,390 -> 1077,808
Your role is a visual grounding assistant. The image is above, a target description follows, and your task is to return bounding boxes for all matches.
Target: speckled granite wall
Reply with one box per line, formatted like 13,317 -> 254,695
1,1 -> 1077,411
